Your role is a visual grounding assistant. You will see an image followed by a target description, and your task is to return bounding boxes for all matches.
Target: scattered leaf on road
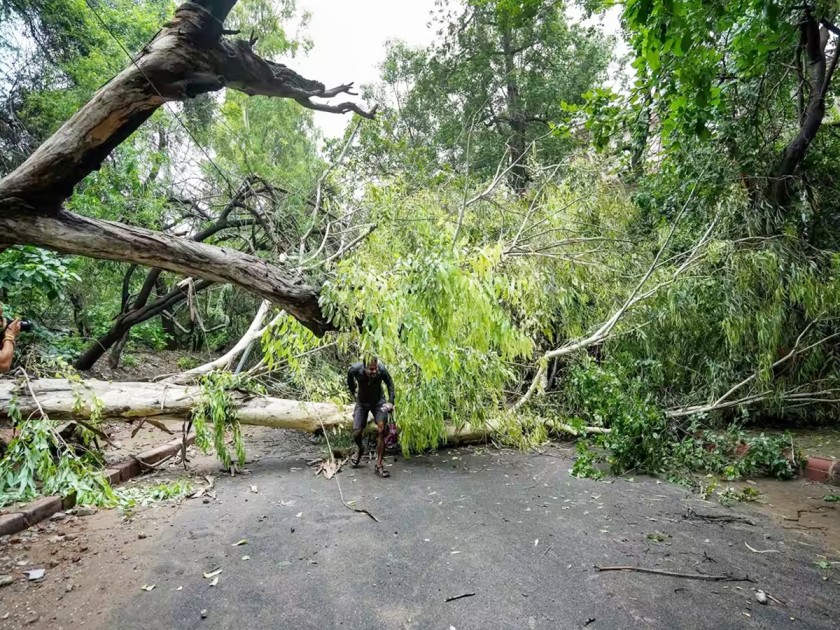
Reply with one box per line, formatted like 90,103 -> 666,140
250,485 -> 258,493
203,569 -> 222,579
25,569 -> 45,581
241,555 -> 250,561
141,584 -> 156,591
296,512 -> 303,518
232,540 -> 248,547
210,576 -> 219,587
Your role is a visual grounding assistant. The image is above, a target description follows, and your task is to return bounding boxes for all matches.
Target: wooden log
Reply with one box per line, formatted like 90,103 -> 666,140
0,378 -> 489,444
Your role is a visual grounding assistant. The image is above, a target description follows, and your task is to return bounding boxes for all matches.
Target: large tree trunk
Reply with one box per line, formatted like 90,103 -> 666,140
0,0 -> 373,335
0,209 -> 329,333
500,27 -> 529,194
0,379 -> 490,444
767,14 -> 839,210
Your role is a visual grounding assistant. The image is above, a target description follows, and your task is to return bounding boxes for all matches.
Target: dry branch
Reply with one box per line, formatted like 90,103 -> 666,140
594,565 -> 754,582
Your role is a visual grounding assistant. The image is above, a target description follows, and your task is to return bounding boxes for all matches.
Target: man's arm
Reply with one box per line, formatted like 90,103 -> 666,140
382,366 -> 395,404
347,366 -> 357,399
0,339 -> 12,373
0,319 -> 20,374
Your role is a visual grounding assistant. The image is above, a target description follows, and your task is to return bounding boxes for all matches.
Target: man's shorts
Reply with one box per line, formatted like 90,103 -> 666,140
353,401 -> 390,431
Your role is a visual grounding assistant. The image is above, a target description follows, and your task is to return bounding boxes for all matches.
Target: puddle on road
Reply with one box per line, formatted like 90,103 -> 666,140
731,478 -> 840,556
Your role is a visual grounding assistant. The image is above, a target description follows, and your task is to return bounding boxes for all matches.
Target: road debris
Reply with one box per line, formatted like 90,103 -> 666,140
745,542 -> 780,554
445,593 -> 475,602
595,566 -> 754,582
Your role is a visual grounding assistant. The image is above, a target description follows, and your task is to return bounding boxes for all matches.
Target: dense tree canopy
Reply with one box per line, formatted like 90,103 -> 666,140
2,0 -> 839,504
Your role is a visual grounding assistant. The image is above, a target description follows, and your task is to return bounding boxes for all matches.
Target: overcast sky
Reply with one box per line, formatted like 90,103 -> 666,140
293,0 -> 439,140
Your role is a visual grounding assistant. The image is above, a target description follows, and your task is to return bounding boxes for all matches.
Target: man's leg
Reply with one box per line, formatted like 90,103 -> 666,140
351,404 -> 368,467
375,420 -> 386,468
373,403 -> 390,477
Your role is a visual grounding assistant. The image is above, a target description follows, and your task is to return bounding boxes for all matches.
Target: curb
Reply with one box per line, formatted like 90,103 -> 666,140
804,455 -> 839,485
0,433 -> 195,537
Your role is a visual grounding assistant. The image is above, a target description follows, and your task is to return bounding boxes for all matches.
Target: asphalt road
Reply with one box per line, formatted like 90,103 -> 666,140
108,443 -> 838,630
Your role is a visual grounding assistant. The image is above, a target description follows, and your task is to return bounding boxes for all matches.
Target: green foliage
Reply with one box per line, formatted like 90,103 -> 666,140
177,356 -> 201,371
567,361 -> 670,474
570,440 -> 604,479
115,479 -> 192,518
192,372 -> 259,470
355,0 -> 610,184
0,391 -> 114,508
319,187 -> 534,452
716,485 -> 761,506
0,246 -> 80,303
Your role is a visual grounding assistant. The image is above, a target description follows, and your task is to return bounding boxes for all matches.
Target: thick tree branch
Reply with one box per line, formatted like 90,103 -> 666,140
768,12 -> 836,208
0,209 -> 330,335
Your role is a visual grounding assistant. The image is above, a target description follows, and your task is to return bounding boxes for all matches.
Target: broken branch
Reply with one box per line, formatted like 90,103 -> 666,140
594,566 -> 754,582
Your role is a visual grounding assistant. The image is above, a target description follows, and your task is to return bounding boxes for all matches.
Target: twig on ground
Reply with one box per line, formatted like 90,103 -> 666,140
445,593 -> 476,602
766,592 -> 786,606
594,566 -> 754,582
145,418 -> 173,434
682,508 -> 756,526
313,410 -> 380,522
131,418 -> 147,437
132,452 -> 174,471
75,418 -> 118,448
745,542 -> 781,554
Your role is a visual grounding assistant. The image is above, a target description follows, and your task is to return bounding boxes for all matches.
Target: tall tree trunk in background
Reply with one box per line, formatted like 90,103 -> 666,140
767,13 -> 839,211
74,181 -> 262,369
74,279 -> 212,370
501,28 -> 529,194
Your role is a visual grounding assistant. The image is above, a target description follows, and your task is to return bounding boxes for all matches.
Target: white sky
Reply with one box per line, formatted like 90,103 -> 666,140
294,0 -> 439,140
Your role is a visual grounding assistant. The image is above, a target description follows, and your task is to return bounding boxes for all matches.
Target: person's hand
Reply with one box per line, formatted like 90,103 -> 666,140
4,318 -> 21,339
382,403 -> 394,413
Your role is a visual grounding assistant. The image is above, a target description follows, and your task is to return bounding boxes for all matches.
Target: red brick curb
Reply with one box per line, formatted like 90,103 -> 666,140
804,455 -> 838,485
0,433 -> 194,538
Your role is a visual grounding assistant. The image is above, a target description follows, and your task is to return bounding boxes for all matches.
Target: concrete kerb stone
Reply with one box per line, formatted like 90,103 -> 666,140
0,512 -> 26,536
0,433 -> 196,537
20,496 -> 62,527
804,456 -> 839,485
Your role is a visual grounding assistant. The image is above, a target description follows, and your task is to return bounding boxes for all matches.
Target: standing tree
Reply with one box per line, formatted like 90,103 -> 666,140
356,0 -> 611,191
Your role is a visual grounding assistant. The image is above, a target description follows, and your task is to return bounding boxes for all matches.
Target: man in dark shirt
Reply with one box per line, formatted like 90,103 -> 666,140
347,356 -> 395,477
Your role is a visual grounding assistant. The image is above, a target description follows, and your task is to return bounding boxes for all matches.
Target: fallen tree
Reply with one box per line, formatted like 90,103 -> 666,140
0,378 -> 606,445
0,378 -> 490,444
0,0 -> 377,336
